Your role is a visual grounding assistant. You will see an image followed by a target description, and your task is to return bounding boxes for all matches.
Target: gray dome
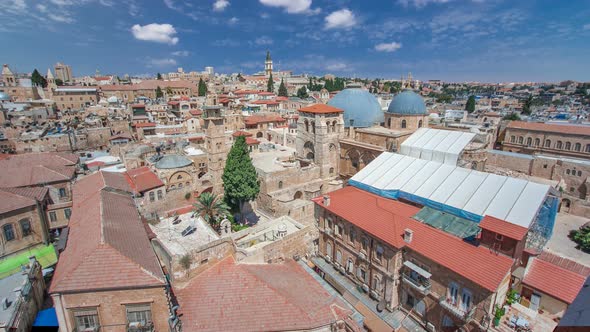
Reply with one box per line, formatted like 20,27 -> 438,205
328,88 -> 383,128
155,154 -> 193,169
387,90 -> 427,115
0,92 -> 10,101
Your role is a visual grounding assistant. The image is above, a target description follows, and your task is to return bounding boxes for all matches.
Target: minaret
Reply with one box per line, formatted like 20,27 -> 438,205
265,51 -> 273,77
203,106 -> 227,195
2,64 -> 17,87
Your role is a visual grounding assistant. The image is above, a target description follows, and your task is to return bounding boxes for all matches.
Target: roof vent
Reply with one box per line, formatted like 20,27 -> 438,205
323,195 -> 330,207
404,228 -> 413,244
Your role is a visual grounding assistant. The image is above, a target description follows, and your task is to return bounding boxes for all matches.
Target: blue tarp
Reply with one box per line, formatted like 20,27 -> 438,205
33,308 -> 58,327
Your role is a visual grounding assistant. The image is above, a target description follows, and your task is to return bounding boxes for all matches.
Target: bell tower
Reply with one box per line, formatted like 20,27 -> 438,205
203,106 -> 227,195
296,104 -> 344,179
2,65 -> 17,87
265,51 -> 273,77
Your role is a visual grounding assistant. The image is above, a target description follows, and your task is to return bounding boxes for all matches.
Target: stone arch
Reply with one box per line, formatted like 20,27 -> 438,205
304,119 -> 309,132
534,138 -> 540,147
332,120 -> 337,132
326,121 -> 331,133
360,152 -> 376,168
575,142 -> 582,152
560,198 -> 571,213
545,139 -> 551,148
294,191 -> 303,200
401,119 -> 407,129
565,142 -> 571,150
346,149 -> 361,171
311,120 -> 316,134
256,132 -> 263,138
526,137 -> 532,146
304,141 -> 315,160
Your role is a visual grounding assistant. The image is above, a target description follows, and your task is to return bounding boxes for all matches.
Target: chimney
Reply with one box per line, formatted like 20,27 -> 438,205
404,228 -> 413,243
323,195 -> 330,207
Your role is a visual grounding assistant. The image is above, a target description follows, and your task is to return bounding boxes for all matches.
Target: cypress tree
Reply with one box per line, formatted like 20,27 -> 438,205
278,79 -> 288,97
198,78 -> 207,96
466,95 -> 476,113
156,86 -> 163,99
222,136 -> 260,221
267,73 -> 274,93
31,69 -> 47,88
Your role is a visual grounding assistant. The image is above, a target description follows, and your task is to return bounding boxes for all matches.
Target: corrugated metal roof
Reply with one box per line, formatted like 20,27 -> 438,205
400,128 -> 476,165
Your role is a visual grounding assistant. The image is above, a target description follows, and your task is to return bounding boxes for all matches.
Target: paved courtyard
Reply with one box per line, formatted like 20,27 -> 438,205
544,213 -> 590,266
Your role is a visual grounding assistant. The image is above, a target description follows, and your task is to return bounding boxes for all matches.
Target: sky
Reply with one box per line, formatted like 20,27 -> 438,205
1,0 -> 589,82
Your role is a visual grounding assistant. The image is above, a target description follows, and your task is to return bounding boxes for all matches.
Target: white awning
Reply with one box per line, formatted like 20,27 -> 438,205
399,128 -> 476,165
403,261 -> 432,279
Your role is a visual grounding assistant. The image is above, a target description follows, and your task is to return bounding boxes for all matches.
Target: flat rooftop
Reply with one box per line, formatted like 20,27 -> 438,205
0,270 -> 30,328
234,216 -> 302,253
150,212 -> 220,257
251,144 -> 298,173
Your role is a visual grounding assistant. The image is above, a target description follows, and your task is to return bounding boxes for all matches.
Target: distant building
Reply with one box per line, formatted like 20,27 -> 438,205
54,62 -> 73,83
265,51 -> 273,77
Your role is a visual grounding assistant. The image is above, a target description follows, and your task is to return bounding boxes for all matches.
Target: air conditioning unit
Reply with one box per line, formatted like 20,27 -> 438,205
426,322 -> 436,332
324,255 -> 331,263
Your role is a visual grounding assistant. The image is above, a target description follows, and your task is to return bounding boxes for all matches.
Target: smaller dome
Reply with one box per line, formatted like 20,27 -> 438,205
387,90 -> 427,115
155,154 -> 193,169
328,88 -> 383,128
0,92 -> 10,101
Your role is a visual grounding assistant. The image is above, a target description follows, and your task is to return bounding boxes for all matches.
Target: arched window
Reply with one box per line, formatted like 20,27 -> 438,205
575,143 -> 581,152
510,136 -> 515,143
332,121 -> 337,132
565,142 -> 571,150
326,121 -> 331,133
3,224 -> 15,241
278,181 -> 283,189
19,219 -> 31,237
178,183 -> 183,188
534,138 -> 540,147
329,167 -> 334,174
556,141 -> 563,149
545,139 -> 551,148
566,169 -> 571,175
311,121 -> 316,134
326,242 -> 332,257
401,120 -> 407,129
578,171 -> 582,176
177,174 -> 183,180
418,120 -> 423,128
388,118 -> 392,128
336,250 -> 342,264
346,258 -> 354,273
304,119 -> 309,132
586,144 -> 590,153
526,137 -> 532,146
149,191 -> 155,202
518,136 -> 524,144
349,227 -> 355,243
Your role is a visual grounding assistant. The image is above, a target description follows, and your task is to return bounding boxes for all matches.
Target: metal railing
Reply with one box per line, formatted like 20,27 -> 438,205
439,296 -> 475,321
401,273 -> 431,295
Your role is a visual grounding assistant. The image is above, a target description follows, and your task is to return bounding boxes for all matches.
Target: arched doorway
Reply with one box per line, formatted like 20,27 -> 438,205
294,191 -> 303,200
304,141 -> 315,160
560,198 -> 571,213
346,149 -> 361,173
256,132 -> 263,138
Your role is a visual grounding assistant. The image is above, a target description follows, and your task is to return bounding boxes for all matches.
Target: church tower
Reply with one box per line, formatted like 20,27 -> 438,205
46,68 -> 56,89
2,64 -> 17,87
296,104 -> 344,179
203,106 -> 227,195
265,51 -> 273,77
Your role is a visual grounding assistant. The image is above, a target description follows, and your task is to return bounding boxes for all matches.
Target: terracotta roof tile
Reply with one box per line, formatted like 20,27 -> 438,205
125,166 -> 164,193
176,257 -> 353,332
479,215 -> 528,241
507,121 -> 590,136
132,122 -> 156,128
0,187 -> 48,214
314,186 -> 514,291
299,104 -> 344,114
232,130 -> 253,137
244,114 -> 286,125
0,153 -> 77,188
523,258 -> 586,303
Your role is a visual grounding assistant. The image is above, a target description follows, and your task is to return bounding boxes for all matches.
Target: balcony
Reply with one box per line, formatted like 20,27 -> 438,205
128,322 -> 154,332
439,296 -> 475,322
401,273 -> 431,295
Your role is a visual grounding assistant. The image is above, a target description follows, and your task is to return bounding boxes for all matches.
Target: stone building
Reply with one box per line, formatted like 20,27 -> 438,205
501,121 -> 590,159
203,106 -> 228,195
49,171 -> 173,332
51,87 -> 99,111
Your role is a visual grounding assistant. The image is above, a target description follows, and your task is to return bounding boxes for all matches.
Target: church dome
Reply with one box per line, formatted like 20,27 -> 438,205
155,154 -> 193,169
387,90 -> 427,115
0,92 -> 10,101
328,88 -> 383,127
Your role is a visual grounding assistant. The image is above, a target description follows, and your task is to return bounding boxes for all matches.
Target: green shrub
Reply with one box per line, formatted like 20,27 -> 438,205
570,227 -> 590,253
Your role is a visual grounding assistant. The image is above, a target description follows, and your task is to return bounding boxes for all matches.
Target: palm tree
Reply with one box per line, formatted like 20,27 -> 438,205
193,193 -> 230,231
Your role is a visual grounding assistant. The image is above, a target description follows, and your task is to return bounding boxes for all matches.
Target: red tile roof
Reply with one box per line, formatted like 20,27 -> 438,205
125,166 -> 164,193
523,258 -> 586,303
0,153 -> 78,188
507,121 -> 590,136
251,100 -> 280,105
50,171 -> 165,294
189,109 -> 202,116
299,104 -> 343,114
0,187 -> 48,214
245,137 -> 260,145
175,257 -> 353,332
131,104 -> 146,108
538,251 -> 590,277
232,130 -> 253,137
168,101 -> 180,106
314,186 -> 514,291
244,114 -> 286,125
479,215 -> 528,241
132,122 -> 156,128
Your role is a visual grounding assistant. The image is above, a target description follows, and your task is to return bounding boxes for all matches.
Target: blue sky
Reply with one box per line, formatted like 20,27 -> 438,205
1,0 -> 589,82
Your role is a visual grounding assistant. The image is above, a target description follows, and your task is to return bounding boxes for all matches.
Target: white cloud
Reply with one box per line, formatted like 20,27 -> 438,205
213,0 -> 229,11
259,0 -> 318,14
146,58 -> 177,67
131,23 -> 179,45
326,63 -> 348,71
324,9 -> 356,30
228,17 -> 239,24
375,42 -> 402,52
172,50 -> 190,56
254,36 -> 273,45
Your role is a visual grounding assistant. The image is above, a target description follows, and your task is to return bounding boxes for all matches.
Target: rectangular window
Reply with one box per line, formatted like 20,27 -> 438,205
126,304 -> 152,326
461,289 -> 472,312
149,191 -> 155,202
59,188 -> 67,198
376,245 -> 384,261
448,282 -> 459,305
49,211 -> 57,222
157,190 -> 163,200
64,208 -> 72,220
73,308 -> 99,331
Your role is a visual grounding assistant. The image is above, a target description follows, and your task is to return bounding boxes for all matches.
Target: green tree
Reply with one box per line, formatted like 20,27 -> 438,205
297,86 -> 309,99
156,72 -> 162,80
31,69 -> 47,88
466,95 -> 476,113
55,78 -> 64,86
502,113 -> 521,121
198,78 -> 207,96
278,79 -> 288,97
193,192 -> 230,231
390,81 -> 401,94
267,73 -> 274,93
155,86 -> 164,99
222,136 -> 260,221
436,94 -> 453,103
570,225 -> 590,253
165,86 -> 173,96
522,95 -> 533,115
308,77 -> 313,90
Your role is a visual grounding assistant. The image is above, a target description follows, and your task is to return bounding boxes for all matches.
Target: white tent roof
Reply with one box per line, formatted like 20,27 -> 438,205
399,128 -> 476,165
351,152 -> 550,228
